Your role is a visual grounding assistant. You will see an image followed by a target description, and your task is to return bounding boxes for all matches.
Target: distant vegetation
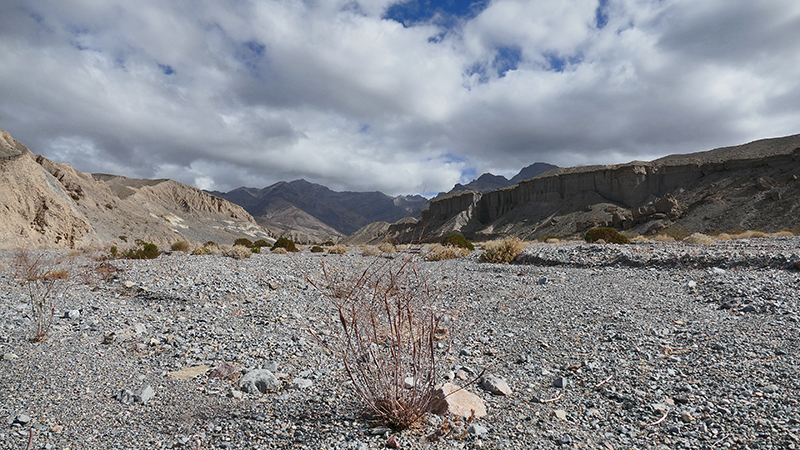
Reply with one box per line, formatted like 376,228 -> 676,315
584,227 -> 630,245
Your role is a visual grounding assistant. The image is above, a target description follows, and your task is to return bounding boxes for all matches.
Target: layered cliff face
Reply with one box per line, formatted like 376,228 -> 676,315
393,134 -> 800,242
0,130 -> 274,249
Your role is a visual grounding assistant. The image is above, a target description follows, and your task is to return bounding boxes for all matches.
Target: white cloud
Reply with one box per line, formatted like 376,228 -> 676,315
1,0 -> 799,196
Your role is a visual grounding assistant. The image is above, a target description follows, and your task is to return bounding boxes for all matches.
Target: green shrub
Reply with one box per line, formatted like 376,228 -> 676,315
122,242 -> 160,259
204,241 -> 219,248
234,238 -> 254,248
584,227 -> 630,244
310,245 -> 325,253
110,246 -> 118,257
272,238 -> 299,252
251,246 -> 261,254
441,233 -> 474,251
253,239 -> 270,248
171,241 -> 191,252
478,237 -> 527,263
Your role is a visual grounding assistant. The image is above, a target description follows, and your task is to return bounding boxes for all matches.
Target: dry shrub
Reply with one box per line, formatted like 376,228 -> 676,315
361,245 -> 381,257
479,237 -> 527,263
14,251 -> 71,342
425,244 -> 470,261
223,245 -> 252,259
328,245 -> 347,255
272,247 -> 288,255
378,242 -> 397,254
171,240 -> 191,252
683,233 -> 715,245
652,234 -> 676,242
307,258 -> 445,429
630,235 -> 649,242
715,233 -> 732,241
544,237 -> 561,244
772,231 -> 794,237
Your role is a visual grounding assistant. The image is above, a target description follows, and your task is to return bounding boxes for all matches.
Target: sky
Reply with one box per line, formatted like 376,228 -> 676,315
1,0 -> 800,197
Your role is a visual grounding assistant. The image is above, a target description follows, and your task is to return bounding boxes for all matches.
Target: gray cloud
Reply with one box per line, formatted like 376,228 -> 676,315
1,0 -> 799,196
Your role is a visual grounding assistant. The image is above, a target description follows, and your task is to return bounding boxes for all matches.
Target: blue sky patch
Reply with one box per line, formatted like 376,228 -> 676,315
383,0 -> 490,28
493,46 -> 522,78
595,0 -> 609,29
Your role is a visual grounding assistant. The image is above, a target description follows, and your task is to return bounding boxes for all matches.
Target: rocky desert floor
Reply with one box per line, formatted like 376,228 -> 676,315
1,238 -> 799,450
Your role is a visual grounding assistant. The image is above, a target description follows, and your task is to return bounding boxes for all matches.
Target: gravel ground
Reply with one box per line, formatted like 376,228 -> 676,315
1,238 -> 799,450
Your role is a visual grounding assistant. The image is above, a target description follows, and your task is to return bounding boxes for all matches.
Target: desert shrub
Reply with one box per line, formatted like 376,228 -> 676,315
740,230 -> 768,239
223,245 -> 252,259
118,235 -> 128,243
122,242 -> 160,260
328,244 -> 347,255
361,245 -> 381,257
378,242 -> 397,254
234,238 -> 254,248
253,239 -> 271,248
14,251 -> 71,342
537,235 -> 559,243
205,241 -> 219,248
441,233 -> 474,251
652,234 -> 676,242
683,233 -> 716,245
310,245 -> 325,253
322,240 -> 335,246
251,246 -> 261,254
479,236 -> 527,263
714,233 -> 732,241
630,235 -> 649,242
272,238 -> 299,252
171,240 -> 191,252
773,231 -> 794,237
110,246 -> 118,257
584,227 -> 630,244
272,247 -> 288,255
662,224 -> 690,241
425,244 -> 470,261
306,258 -> 446,429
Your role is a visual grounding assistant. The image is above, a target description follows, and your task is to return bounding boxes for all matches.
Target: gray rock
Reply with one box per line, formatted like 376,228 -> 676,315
290,378 -> 313,389
63,309 -> 80,319
115,389 -> 135,404
467,424 -> 488,436
552,377 -> 569,388
134,385 -> 155,404
762,384 -> 779,394
14,414 -> 31,425
239,369 -> 281,394
2,353 -> 18,361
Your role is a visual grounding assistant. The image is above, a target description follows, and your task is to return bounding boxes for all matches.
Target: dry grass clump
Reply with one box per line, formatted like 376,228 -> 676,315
328,244 -> 347,255
272,247 -> 288,255
773,231 -> 794,237
223,245 -> 253,259
683,233 -> 716,245
378,242 -> 397,254
584,227 -> 630,244
425,244 -> 471,261
630,235 -> 649,242
361,245 -> 381,257
171,240 -> 191,252
479,236 -> 527,263
307,258 -> 445,430
652,234 -> 676,242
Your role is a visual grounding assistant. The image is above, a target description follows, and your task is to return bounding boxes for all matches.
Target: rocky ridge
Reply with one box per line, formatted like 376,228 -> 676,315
0,130 -> 274,249
386,134 -> 800,242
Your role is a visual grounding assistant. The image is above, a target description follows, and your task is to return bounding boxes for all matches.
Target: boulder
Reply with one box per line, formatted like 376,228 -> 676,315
239,369 -> 281,394
431,383 -> 487,418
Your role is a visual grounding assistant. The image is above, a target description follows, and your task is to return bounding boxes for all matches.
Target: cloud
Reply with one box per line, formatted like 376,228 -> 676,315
1,0 -> 799,196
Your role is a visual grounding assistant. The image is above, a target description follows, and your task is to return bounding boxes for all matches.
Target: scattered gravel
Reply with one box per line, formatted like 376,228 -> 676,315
1,238 -> 799,449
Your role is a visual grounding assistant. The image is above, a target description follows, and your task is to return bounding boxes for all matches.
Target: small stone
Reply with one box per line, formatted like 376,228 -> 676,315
370,426 -> 392,436
239,369 -> 281,394
124,281 -> 136,288
386,435 -> 400,448
763,384 -> 779,394
480,374 -> 512,396
64,309 -> 80,319
741,305 -> 757,313
558,434 -> 572,445
680,412 -> 694,423
290,378 -> 313,389
230,389 -> 243,399
403,377 -> 415,389
553,409 -> 567,421
50,425 -> 63,433
167,365 -> 211,380
552,377 -> 569,388
134,385 -> 154,404
101,333 -> 115,344
115,389 -> 135,404
467,424 -> 488,437
687,281 -> 697,288
456,369 -> 469,381
134,323 -> 146,335
537,277 -> 548,285
2,353 -> 18,361
15,414 -> 31,425
208,362 -> 240,381
431,383 -> 487,418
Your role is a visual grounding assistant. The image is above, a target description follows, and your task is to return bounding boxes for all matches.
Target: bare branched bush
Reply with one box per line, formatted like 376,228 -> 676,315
14,251 -> 71,342
478,236 -> 527,263
425,244 -> 470,261
307,258 -> 445,429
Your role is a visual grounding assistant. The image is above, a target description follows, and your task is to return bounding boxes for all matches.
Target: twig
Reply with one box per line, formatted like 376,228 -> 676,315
594,375 -> 613,388
26,429 -> 33,450
710,434 -> 729,450
647,410 -> 668,426
540,391 -> 565,403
